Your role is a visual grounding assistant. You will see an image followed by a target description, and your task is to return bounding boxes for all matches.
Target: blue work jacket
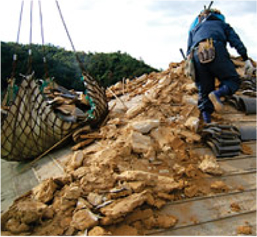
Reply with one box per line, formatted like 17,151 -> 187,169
187,13 -> 248,60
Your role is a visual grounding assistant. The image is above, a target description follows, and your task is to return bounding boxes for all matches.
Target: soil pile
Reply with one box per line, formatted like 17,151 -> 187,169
1,56 -> 254,236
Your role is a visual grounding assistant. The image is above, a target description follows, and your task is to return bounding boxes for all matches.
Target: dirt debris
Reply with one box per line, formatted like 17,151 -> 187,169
237,224 -> 252,235
70,208 -> 99,230
100,190 -> 153,221
107,224 -> 139,236
126,208 -> 154,224
130,131 -> 154,153
69,150 -> 85,170
210,181 -> 229,193
198,155 -> 223,176
184,184 -> 199,198
2,57 -> 252,236
230,202 -> 241,212
241,143 -> 253,155
88,226 -> 112,236
32,178 -> 57,203
142,213 -> 178,230
130,119 -> 160,134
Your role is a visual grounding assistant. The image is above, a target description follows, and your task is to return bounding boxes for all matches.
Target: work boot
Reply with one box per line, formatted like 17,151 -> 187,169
208,85 -> 230,112
202,111 -> 211,123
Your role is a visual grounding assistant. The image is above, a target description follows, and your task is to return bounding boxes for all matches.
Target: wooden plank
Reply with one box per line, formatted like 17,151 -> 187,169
1,162 -> 18,213
218,156 -> 256,175
1,160 -> 18,185
47,145 -> 73,167
30,143 -> 74,182
0,144 -> 72,213
47,143 -> 73,159
1,189 -> 17,214
13,168 -> 39,196
27,140 -> 73,183
147,190 -> 256,236
150,211 -> 256,236
205,171 -> 256,191
146,168 -> 256,235
1,160 -> 39,213
31,155 -> 64,182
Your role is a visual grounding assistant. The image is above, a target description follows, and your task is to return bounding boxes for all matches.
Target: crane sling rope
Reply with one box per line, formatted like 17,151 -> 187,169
1,0 -> 108,162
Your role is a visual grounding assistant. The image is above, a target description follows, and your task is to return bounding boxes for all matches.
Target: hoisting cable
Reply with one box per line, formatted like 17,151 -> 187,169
27,0 -> 33,74
38,0 -> 49,78
55,0 -> 76,52
55,0 -> 85,71
3,0 -> 25,107
55,0 -> 99,124
11,0 -> 24,80
16,1 -> 24,45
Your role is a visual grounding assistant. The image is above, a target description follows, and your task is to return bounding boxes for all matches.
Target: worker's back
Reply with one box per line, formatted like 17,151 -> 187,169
190,15 -> 227,46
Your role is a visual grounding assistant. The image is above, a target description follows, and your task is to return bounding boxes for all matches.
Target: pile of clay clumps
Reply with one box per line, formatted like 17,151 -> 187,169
2,60 -> 236,236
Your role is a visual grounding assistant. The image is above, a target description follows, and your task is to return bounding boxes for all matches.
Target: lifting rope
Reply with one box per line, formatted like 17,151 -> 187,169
55,0 -> 85,72
29,0 -> 33,45
11,0 -> 24,79
16,1 -> 24,45
55,0 -> 105,124
12,0 -> 49,77
7,0 -> 95,95
55,0 -> 76,52
2,0 -> 108,162
11,0 -> 83,79
3,0 -> 25,106
38,0 -> 49,78
5,0 -> 46,106
27,0 -> 33,74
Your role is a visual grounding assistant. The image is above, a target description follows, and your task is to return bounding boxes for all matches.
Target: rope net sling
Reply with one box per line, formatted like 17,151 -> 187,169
1,1 -> 108,161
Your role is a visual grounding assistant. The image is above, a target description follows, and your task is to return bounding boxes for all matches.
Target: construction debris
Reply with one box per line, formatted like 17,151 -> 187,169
236,224 -> 253,235
198,155 -> 223,175
1,56 -> 256,235
230,202 -> 241,212
210,181 -> 229,193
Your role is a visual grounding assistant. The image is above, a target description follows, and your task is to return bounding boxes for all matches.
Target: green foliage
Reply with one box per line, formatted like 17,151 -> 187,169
1,42 -> 159,91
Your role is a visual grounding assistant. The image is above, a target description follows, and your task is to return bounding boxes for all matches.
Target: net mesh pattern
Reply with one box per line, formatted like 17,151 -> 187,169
1,73 -> 108,161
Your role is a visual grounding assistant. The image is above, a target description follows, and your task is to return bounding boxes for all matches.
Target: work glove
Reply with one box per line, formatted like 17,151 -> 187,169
244,59 -> 255,77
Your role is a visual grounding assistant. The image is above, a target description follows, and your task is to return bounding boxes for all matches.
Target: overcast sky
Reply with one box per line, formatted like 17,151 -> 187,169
1,0 -> 256,70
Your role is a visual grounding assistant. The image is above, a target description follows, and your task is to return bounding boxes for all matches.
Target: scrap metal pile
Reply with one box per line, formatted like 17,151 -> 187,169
1,57 -> 255,235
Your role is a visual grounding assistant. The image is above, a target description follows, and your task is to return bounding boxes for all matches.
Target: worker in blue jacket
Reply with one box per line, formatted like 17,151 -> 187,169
187,8 -> 254,123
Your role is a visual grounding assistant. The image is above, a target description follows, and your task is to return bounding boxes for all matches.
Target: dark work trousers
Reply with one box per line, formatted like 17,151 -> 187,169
193,41 -> 241,114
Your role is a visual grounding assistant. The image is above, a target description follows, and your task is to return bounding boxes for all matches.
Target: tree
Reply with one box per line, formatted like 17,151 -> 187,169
1,42 -> 159,92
